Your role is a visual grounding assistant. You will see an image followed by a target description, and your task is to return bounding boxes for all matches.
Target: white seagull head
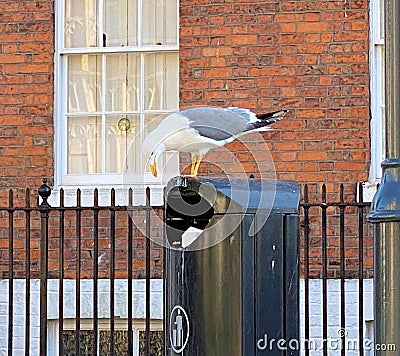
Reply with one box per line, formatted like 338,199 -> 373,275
142,128 -> 166,178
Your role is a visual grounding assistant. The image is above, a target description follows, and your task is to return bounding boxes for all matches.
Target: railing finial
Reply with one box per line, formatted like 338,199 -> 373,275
38,178 -> 51,207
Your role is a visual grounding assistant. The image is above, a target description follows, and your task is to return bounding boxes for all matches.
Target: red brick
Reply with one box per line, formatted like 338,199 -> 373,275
275,162 -> 303,172
297,172 -> 326,182
297,151 -> 328,161
202,47 -> 232,57
203,68 -> 232,78
274,141 -> 303,151
274,13 -> 296,22
297,109 -> 326,118
281,23 -> 296,32
297,22 -> 328,32
226,35 -> 258,45
298,44 -> 328,54
335,162 -> 368,171
274,33 -> 304,43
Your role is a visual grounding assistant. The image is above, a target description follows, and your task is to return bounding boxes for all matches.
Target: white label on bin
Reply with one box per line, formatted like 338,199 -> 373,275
169,305 -> 190,353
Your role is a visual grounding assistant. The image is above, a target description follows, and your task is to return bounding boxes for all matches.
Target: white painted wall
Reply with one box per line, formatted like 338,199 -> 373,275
0,279 -> 163,356
299,279 -> 374,355
0,278 -> 373,355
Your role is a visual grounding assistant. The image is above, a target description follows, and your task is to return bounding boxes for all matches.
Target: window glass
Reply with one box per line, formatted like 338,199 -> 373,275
142,0 -> 177,45
67,55 -> 102,113
104,0 -> 138,46
144,53 -> 179,110
65,0 -> 98,48
67,116 -> 101,174
105,54 -> 140,112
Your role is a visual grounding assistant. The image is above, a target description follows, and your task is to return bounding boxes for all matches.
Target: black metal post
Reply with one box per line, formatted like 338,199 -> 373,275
93,189 -> 99,356
145,187 -> 151,356
367,0 -> 400,353
75,189 -> 81,356
302,185 -> 310,356
25,188 -> 31,356
127,188 -> 133,356
38,179 -> 51,356
8,189 -> 14,356
59,189 -> 65,356
321,185 -> 328,356
110,189 -> 116,356
357,183 -> 365,355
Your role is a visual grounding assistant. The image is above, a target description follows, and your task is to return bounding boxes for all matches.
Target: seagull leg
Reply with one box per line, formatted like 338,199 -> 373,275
190,155 -> 197,176
193,153 -> 203,177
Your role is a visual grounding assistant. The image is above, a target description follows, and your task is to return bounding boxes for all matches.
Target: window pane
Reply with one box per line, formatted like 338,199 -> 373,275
139,330 -> 164,355
105,115 -> 141,173
379,0 -> 384,40
63,330 -> 95,354
143,114 -> 166,172
165,0 -> 178,44
65,0 -> 98,48
68,116 -> 101,173
106,54 -> 140,112
144,53 -> 179,110
68,55 -> 102,113
142,0 -> 177,45
379,46 -> 385,104
104,0 -> 137,46
144,114 -> 164,138
99,330 -> 129,355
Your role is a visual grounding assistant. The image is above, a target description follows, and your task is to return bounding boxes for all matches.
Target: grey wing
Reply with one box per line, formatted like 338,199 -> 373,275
182,107 -> 248,141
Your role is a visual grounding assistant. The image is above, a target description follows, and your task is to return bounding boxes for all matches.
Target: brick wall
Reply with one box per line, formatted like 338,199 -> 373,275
0,0 -> 371,194
0,1 -> 373,279
179,0 -> 370,197
0,1 -> 55,194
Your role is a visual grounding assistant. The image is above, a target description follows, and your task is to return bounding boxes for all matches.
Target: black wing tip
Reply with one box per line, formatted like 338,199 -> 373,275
256,109 -> 289,120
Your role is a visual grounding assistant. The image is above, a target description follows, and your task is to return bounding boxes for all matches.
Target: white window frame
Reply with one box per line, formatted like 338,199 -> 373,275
369,0 -> 385,183
54,0 -> 179,190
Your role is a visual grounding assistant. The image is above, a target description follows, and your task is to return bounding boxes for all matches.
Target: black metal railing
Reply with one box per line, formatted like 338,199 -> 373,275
0,180 -> 373,355
0,179 -> 164,356
300,183 -> 372,356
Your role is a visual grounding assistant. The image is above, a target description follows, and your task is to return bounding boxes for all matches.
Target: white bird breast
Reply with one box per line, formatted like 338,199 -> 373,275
160,113 -> 224,155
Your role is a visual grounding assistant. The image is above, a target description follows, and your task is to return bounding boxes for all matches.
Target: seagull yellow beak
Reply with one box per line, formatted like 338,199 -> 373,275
150,162 -> 157,177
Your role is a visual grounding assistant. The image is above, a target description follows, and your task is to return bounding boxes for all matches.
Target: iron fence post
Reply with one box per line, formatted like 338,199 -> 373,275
367,0 -> 400,353
38,179 -> 51,356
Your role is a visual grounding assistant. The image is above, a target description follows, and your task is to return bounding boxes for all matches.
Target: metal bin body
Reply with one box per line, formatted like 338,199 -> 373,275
165,177 -> 300,356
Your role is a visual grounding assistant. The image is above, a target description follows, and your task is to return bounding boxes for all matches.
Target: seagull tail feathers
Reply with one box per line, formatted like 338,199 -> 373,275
245,109 -> 288,131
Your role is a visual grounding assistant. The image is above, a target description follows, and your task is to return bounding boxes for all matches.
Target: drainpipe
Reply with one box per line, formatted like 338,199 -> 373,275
367,0 -> 400,353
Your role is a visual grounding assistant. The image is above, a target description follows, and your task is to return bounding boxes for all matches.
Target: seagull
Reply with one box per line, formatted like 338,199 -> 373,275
143,106 -> 288,177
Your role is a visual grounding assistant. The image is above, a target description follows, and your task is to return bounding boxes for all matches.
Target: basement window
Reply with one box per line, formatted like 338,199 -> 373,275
49,319 -> 163,356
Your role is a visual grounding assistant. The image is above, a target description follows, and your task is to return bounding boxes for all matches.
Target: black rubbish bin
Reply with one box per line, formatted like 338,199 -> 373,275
164,176 -> 300,356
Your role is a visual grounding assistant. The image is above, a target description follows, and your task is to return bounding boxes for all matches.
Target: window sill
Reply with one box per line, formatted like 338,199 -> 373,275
47,184 -> 166,207
361,181 -> 380,203
48,171 -> 177,207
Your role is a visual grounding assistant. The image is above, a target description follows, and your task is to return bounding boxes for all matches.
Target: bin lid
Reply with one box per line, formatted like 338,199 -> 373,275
166,176 -> 300,214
